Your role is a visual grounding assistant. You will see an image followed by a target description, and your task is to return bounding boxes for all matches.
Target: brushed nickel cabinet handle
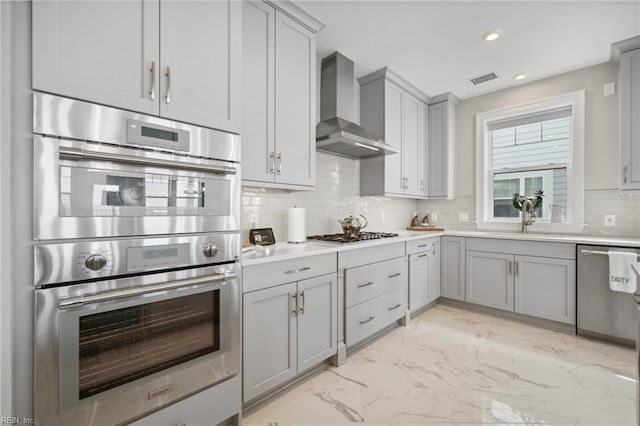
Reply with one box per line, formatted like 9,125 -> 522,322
359,315 -> 375,325
269,152 -> 275,174
165,66 -> 172,104
148,384 -> 173,399
276,153 -> 282,175
417,243 -> 430,248
515,261 -> 519,276
508,261 -> 513,275
388,272 -> 402,278
624,165 -> 628,184
149,61 -> 156,100
291,293 -> 298,317
417,253 -> 428,258
388,303 -> 401,311
358,281 -> 374,288
299,291 -> 305,315
285,266 -> 311,274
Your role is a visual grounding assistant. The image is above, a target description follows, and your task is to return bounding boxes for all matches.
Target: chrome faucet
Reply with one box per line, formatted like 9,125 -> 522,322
521,198 -> 535,234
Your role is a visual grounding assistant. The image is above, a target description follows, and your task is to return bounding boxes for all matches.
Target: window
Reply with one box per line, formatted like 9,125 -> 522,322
475,91 -> 585,232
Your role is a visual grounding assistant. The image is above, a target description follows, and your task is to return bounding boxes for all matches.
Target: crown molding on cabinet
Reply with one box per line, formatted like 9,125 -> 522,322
611,35 -> 640,63
429,92 -> 459,105
263,1 -> 325,34
358,67 -> 430,104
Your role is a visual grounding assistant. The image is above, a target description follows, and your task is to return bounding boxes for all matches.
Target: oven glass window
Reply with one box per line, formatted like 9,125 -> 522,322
59,166 -> 230,217
78,291 -> 220,399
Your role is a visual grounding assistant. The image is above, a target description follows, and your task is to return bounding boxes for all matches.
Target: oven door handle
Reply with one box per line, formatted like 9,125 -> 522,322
59,146 -> 237,175
58,272 -> 237,309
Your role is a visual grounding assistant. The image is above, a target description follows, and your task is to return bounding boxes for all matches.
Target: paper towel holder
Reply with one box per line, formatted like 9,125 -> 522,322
249,228 -> 276,245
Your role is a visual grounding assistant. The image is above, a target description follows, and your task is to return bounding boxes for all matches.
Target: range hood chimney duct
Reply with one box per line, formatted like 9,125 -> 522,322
316,52 -> 398,159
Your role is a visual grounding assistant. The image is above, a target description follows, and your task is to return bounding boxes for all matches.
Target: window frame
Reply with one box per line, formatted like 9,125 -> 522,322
475,91 -> 585,233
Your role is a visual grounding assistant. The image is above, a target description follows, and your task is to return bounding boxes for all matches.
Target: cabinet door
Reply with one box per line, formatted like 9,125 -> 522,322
33,1 -> 159,115
403,94 -> 421,196
620,48 -> 640,190
274,11 -> 315,186
384,82 -> 405,195
243,282 -> 297,402
409,252 -> 430,311
297,274 -> 337,373
428,239 -> 441,303
441,237 -> 466,300
418,102 -> 428,196
466,251 -> 514,311
242,1 -> 276,183
428,101 -> 448,197
160,0 -> 241,132
514,256 -> 576,324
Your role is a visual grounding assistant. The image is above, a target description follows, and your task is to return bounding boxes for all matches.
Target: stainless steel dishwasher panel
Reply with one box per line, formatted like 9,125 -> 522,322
577,244 -> 638,345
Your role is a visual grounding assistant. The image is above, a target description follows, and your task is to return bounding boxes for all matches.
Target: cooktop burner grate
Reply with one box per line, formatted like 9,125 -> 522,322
307,232 -> 399,243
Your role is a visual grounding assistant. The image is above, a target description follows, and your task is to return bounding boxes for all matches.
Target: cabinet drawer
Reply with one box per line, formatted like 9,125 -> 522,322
345,257 -> 406,308
346,287 -> 406,347
466,238 -> 575,260
243,253 -> 336,293
339,242 -> 405,269
406,237 -> 438,255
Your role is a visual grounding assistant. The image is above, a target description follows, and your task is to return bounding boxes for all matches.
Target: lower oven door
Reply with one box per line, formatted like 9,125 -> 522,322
34,266 -> 240,426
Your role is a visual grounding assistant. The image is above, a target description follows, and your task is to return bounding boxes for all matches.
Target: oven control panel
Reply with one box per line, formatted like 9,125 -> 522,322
34,233 -> 240,287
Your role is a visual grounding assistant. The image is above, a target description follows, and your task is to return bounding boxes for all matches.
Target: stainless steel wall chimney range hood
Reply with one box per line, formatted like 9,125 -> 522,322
316,52 -> 398,159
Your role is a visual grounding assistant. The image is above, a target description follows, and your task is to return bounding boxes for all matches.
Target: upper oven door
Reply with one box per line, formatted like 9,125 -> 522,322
34,135 -> 241,240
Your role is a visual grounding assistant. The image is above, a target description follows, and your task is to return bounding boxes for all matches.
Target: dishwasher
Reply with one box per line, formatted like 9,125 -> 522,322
577,244 -> 640,346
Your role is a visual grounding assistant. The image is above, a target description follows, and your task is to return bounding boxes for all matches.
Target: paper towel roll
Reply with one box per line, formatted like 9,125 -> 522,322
288,207 -> 306,243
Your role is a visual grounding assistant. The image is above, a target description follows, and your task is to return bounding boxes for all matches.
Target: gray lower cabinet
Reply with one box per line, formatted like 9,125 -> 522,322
466,251 -> 514,311
441,236 -> 465,300
514,255 -> 575,324
243,273 -> 337,402
408,238 -> 440,311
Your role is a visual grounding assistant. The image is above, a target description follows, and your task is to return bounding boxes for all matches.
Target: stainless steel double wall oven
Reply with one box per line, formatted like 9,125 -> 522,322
33,93 -> 241,425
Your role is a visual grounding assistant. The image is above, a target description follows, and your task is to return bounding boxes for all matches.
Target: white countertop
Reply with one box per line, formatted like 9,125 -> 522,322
241,229 -> 639,267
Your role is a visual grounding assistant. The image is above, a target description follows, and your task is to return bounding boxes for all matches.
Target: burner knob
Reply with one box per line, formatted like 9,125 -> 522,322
203,244 -> 218,258
85,254 -> 107,271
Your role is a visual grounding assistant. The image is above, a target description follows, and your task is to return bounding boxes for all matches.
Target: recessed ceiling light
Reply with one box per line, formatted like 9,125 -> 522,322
482,30 -> 502,41
514,73 -> 527,81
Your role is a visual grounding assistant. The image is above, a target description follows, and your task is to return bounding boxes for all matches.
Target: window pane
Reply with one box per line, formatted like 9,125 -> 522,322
494,199 -> 518,218
494,178 -> 519,199
491,116 -> 571,170
524,176 -> 543,196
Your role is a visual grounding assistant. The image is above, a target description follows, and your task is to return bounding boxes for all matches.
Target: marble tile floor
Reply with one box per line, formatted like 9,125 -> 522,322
243,304 -> 636,425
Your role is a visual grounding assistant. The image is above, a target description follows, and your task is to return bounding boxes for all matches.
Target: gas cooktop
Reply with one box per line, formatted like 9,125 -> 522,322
307,232 -> 399,244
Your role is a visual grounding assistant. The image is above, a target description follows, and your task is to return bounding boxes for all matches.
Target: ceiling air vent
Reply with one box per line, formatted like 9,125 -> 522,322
469,72 -> 498,85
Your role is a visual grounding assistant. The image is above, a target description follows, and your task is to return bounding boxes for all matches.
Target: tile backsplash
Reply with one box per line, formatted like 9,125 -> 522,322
241,152 -> 418,243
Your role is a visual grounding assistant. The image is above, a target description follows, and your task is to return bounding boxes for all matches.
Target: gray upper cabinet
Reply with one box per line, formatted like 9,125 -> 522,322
242,1 -> 321,189
159,0 -> 241,132
466,250 -> 514,311
427,94 -> 457,199
441,236 -> 465,301
359,69 -> 429,198
619,47 -> 640,190
32,1 -> 160,116
33,0 -> 240,132
514,255 -> 575,324
243,282 -> 297,402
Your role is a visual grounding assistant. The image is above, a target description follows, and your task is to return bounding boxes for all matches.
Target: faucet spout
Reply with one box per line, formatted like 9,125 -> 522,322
521,198 -> 535,234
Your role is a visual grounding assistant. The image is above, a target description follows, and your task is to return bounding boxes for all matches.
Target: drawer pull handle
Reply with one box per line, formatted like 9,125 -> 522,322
417,253 -> 428,258
148,384 -> 173,399
299,291 -> 305,315
388,272 -> 402,278
359,315 -> 375,325
291,293 -> 298,317
388,303 -> 402,311
417,244 -> 430,248
285,266 -> 311,274
358,281 -> 374,288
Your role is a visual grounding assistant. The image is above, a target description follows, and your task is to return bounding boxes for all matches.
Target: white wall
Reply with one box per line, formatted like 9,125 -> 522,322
419,62 -> 640,237
0,1 -> 12,417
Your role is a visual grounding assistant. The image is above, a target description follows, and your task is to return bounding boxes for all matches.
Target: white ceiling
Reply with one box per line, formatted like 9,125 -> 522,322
299,1 -> 640,99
